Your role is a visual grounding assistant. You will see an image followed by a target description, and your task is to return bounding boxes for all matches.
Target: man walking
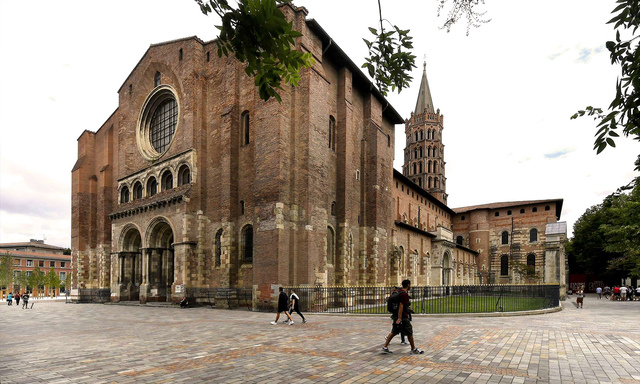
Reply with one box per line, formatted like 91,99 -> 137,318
288,289 -> 307,323
382,279 -> 423,354
596,286 -> 602,299
271,287 -> 294,325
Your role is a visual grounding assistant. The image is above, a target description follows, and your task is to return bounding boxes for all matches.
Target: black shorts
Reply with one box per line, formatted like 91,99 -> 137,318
277,305 -> 288,312
391,318 -> 413,336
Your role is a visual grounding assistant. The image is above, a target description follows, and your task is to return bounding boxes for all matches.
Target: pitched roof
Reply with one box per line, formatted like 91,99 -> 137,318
2,250 -> 71,260
414,61 -> 435,115
0,242 -> 65,250
453,199 -> 564,220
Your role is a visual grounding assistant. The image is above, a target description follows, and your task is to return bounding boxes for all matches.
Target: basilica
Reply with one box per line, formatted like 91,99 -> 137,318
71,3 -> 567,305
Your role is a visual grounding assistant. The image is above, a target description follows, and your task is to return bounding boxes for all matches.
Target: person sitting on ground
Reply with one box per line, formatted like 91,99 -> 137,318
179,297 -> 188,308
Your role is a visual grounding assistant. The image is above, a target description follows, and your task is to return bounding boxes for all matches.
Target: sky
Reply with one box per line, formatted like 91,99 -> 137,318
0,0 -> 638,249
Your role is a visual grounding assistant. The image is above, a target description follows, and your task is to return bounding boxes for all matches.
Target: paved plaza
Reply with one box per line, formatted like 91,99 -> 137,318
1,294 -> 639,384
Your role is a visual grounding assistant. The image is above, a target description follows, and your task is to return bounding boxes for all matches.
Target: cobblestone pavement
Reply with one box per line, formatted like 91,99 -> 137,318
1,294 -> 639,384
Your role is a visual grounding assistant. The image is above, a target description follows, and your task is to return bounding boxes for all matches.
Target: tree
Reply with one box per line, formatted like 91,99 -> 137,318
28,266 -> 46,297
568,178 -> 640,282
572,0 -> 640,171
13,271 -> 27,292
0,252 -> 13,290
63,248 -> 71,255
45,268 -> 61,298
196,0 -> 488,101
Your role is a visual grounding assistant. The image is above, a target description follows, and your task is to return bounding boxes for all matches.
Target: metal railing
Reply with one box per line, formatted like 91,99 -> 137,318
77,288 -> 111,304
281,284 -> 560,314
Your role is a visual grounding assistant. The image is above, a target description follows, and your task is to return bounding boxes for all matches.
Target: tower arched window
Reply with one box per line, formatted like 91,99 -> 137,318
419,162 -> 423,173
240,200 -> 245,215
241,110 -> 250,146
428,177 -> 432,189
133,182 -> 143,200
215,229 -> 223,267
120,186 -> 130,204
414,148 -> 418,159
177,164 -> 191,186
161,170 -> 173,191
241,225 -> 253,263
530,228 -> 538,243
419,146 -> 423,157
428,161 -> 432,173
147,177 -> 157,197
413,163 -> 417,174
500,255 -> 509,276
456,236 -> 463,245
420,130 -> 424,140
331,201 -> 336,216
328,116 -> 336,151
414,132 -> 418,141
501,231 -> 509,245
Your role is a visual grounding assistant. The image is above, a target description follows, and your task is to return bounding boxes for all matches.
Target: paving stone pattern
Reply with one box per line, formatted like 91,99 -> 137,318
1,294 -> 639,383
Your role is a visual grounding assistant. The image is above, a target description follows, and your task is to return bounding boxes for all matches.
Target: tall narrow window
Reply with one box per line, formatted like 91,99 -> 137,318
241,111 -> 250,146
327,226 -> 335,265
133,182 -> 143,200
331,201 -> 336,216
420,130 -> 424,140
414,132 -> 418,141
413,163 -> 417,174
241,225 -> 253,263
530,228 -> 538,243
215,229 -> 223,267
428,161 -> 432,173
456,236 -> 463,245
147,177 -> 158,197
154,71 -> 161,87
240,200 -> 245,215
120,187 -> 130,204
329,116 -> 336,151
500,255 -> 509,276
419,162 -> 423,173
501,231 -> 509,245
177,164 -> 191,186
179,48 -> 183,60
527,253 -> 535,267
161,170 -> 173,191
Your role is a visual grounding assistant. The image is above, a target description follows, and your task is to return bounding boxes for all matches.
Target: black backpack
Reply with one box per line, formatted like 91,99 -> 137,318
387,290 -> 401,314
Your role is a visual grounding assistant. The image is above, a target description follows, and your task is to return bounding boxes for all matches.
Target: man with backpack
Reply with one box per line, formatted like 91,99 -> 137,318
382,279 -> 424,354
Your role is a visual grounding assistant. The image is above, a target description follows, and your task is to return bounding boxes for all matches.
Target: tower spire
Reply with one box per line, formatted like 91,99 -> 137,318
414,60 -> 435,115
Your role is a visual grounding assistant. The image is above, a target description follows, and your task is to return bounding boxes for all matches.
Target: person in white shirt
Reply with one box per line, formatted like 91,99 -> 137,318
620,286 -> 628,301
596,286 -> 602,299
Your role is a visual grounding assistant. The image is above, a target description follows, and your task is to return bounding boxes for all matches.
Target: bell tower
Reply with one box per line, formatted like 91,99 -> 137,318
403,61 -> 448,204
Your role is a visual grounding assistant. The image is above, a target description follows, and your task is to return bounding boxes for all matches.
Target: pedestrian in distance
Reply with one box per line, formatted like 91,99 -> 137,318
596,286 -> 602,299
620,285 -> 627,301
22,292 -> 30,309
271,286 -> 294,325
288,289 -> 307,324
14,292 -> 20,307
7,292 -> 12,306
576,285 -> 584,308
382,279 -> 424,355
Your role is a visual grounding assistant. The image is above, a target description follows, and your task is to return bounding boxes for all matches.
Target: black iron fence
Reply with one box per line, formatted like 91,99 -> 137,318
281,285 -> 560,314
185,287 -> 253,309
76,288 -> 111,304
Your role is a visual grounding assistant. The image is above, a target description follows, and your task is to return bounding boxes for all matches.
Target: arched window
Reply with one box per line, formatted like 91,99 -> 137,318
240,200 -> 245,215
532,207 -> 538,212
507,210 -> 512,215
331,201 -> 336,216
241,111 -> 250,146
177,164 -> 191,186
545,205 -> 550,211
527,253 -> 535,267
133,182 -> 143,200
500,255 -> 509,276
428,161 -> 432,173
120,186 -> 130,204
413,163 -> 417,174
414,132 -> 418,141
420,130 -> 424,140
327,226 -> 335,265
414,148 -> 418,159
501,231 -> 509,245
520,208 -> 525,213
427,147 -> 431,157
428,177 -> 432,188
161,170 -> 173,191
419,162 -> 423,173
147,177 -> 157,197
456,236 -> 463,245
215,229 -> 223,267
419,146 -> 423,157
530,228 -> 538,243
241,225 -> 253,263
154,71 -> 161,87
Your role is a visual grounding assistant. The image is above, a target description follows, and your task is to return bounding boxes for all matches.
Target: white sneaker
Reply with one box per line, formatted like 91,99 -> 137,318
270,321 -> 277,325
289,321 -> 294,325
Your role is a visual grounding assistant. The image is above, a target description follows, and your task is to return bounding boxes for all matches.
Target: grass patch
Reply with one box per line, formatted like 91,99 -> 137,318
349,295 -> 549,314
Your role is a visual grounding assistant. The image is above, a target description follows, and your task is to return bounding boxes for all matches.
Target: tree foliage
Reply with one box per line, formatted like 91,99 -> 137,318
196,0 -> 314,102
568,178 -> 640,281
45,268 -> 61,297
195,0 -> 488,101
571,0 -> 640,171
0,252 -> 13,289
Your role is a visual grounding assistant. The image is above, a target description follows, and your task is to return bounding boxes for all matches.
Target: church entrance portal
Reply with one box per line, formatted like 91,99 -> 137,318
143,220 -> 175,302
